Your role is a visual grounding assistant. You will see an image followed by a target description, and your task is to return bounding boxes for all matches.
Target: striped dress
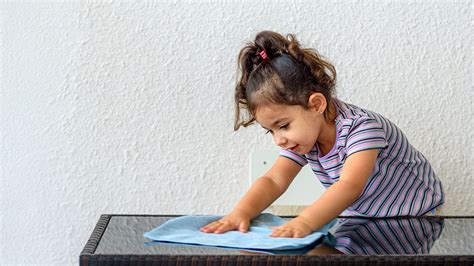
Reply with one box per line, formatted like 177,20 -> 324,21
333,217 -> 444,254
279,98 -> 444,217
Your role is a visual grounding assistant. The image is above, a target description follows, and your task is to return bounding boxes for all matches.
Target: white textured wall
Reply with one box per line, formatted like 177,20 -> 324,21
1,1 -> 472,265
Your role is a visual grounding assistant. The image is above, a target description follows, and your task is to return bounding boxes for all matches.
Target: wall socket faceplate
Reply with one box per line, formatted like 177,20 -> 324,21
250,150 -> 325,206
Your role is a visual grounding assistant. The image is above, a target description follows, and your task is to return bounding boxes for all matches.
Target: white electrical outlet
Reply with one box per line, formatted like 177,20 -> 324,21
249,150 -> 325,206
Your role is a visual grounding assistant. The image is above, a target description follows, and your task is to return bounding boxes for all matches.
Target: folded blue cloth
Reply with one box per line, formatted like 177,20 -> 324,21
144,213 -> 335,251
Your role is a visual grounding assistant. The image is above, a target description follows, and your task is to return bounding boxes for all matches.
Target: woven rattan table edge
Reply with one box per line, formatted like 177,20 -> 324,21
80,254 -> 474,265
79,214 -> 474,265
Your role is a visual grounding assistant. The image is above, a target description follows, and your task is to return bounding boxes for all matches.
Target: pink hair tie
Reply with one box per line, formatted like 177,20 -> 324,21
259,50 -> 268,61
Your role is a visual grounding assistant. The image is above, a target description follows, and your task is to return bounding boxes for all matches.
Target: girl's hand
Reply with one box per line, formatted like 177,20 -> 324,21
270,217 -> 313,238
200,209 -> 251,234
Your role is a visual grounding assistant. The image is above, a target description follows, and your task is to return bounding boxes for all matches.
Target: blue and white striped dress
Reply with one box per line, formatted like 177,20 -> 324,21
279,98 -> 444,217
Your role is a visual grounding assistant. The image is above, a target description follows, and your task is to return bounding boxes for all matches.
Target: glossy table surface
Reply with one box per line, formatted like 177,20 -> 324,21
80,214 -> 474,265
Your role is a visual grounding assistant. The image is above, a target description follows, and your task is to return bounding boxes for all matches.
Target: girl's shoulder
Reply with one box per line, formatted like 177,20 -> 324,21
333,98 -> 388,137
333,98 -> 377,121
334,98 -> 392,124
333,98 -> 389,155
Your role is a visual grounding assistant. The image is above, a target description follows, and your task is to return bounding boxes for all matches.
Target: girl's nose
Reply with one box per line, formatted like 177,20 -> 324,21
273,134 -> 287,146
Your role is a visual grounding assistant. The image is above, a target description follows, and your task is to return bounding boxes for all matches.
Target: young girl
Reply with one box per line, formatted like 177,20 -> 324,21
200,31 -> 444,238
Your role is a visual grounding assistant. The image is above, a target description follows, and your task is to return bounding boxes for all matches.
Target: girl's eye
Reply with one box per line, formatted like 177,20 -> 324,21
265,124 -> 288,134
279,124 -> 289,130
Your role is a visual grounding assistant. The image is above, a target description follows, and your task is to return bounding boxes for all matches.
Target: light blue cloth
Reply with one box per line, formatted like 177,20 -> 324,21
144,213 -> 335,251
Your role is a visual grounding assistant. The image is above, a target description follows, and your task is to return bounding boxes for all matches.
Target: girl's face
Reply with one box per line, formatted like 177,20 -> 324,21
255,104 -> 325,155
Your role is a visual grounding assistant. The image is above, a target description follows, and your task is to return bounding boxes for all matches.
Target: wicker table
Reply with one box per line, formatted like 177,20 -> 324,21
80,215 -> 474,265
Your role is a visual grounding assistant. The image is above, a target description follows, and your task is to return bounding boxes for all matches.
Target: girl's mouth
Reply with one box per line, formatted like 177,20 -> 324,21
289,145 -> 299,152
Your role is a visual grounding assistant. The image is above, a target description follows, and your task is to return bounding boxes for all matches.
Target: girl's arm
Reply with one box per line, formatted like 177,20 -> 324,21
270,149 -> 379,238
201,156 -> 302,233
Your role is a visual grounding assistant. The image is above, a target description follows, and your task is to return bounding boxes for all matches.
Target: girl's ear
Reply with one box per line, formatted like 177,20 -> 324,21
308,93 -> 327,113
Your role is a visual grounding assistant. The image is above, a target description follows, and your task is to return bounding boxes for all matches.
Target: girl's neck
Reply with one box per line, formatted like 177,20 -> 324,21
317,101 -> 337,156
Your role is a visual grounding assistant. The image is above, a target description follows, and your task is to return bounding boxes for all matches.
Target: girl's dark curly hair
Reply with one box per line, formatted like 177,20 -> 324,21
234,31 -> 337,131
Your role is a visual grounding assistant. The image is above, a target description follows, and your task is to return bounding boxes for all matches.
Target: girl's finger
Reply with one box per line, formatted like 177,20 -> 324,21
293,231 -> 304,238
271,228 -> 292,238
270,228 -> 283,237
214,223 -> 233,234
279,230 -> 294,238
201,221 -> 224,232
239,221 -> 249,232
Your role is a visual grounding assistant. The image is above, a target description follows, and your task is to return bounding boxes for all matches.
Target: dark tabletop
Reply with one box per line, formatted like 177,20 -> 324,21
90,215 -> 474,255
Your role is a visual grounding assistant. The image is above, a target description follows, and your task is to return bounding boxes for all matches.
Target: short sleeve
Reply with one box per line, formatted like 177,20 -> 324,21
346,117 -> 388,157
278,149 -> 308,167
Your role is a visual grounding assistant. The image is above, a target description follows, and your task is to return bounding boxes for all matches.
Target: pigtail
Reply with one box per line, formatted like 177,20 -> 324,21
287,34 -> 336,121
234,31 -> 292,130
234,44 -> 258,130
287,34 -> 336,92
